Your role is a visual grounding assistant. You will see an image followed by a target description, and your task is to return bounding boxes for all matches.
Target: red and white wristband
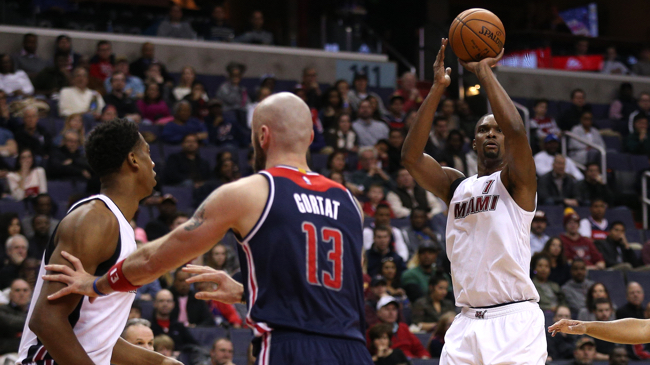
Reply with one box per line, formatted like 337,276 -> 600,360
107,259 -> 141,292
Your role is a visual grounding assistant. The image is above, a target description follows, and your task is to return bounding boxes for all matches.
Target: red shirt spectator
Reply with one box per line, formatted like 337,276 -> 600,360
89,40 -> 114,82
560,212 -> 605,270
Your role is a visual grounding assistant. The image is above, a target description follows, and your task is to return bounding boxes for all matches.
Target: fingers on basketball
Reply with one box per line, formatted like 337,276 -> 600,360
449,9 -> 505,63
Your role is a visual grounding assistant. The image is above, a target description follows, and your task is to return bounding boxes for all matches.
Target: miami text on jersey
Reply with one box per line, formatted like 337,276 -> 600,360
293,193 -> 341,220
453,195 -> 500,219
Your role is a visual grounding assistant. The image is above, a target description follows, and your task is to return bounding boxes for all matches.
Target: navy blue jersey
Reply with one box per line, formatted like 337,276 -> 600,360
236,166 -> 366,343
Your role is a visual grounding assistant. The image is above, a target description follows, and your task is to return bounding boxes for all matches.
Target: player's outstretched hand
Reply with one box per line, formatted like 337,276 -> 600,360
42,251 -> 98,301
183,264 -> 244,305
459,48 -> 505,75
433,38 -> 452,88
548,319 -> 587,337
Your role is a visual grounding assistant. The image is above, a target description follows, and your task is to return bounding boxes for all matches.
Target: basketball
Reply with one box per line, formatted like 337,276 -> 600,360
449,8 -> 505,62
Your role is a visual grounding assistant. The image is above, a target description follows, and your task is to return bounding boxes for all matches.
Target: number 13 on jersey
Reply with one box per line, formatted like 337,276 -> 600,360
302,222 -> 343,291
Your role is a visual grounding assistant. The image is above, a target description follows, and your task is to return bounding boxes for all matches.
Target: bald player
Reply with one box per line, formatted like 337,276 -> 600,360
42,92 -> 373,365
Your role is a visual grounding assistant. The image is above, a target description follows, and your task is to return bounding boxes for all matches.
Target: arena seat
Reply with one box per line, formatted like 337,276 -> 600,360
606,153 -> 632,171
0,199 -> 27,217
587,270 -> 627,308
161,185 -> 193,212
606,206 -> 640,243
135,205 -> 156,228
630,154 -> 650,171
602,135 -> 621,152
138,299 -> 153,320
415,332 -> 430,348
200,144 -> 221,170
230,328 -> 254,357
594,119 -> 615,130
625,271 -> 650,307
161,144 -> 183,160
411,359 -> 438,365
187,326 -> 228,348
537,206 -> 564,227
310,153 -> 329,173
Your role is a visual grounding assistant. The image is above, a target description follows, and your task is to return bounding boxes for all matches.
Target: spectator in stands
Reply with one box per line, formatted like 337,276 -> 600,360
153,334 -> 175,358
364,275 -> 386,327
0,278 -> 30,354
170,267 -> 214,327
425,117 -> 449,160
59,67 -> 105,118
385,95 -> 406,130
214,155 -> 239,185
319,87 -> 343,131
601,46 -> 629,75
172,66 -> 197,102
235,10 -> 274,45
0,234 -> 28,288
137,82 -> 170,123
349,147 -> 391,193
562,259 -> 593,316
401,245 -> 444,302
209,338 -> 235,365
538,154 -> 581,206
100,105 -> 117,123
368,323 -> 410,364
201,5 -> 235,42
627,92 -> 650,135
204,242 -> 239,276
301,67 -> 321,109
206,99 -> 246,148
412,274 -> 454,331
145,194 -> 177,241
47,130 -> 92,181
162,133 -> 210,187
335,79 -> 352,113
12,33 -> 49,79
161,101 -> 208,144
632,48 -> 650,76
439,130 -> 470,175
7,147 -> 46,201
105,57 -> 144,99
616,282 -> 645,319
381,258 -> 406,300
578,283 -> 616,321
0,114 -> 16,157
559,89 -> 591,131
592,298 -> 617,360
609,347 -> 629,365
542,237 -> 572,285
121,318 -> 154,350
371,296 -> 430,358
353,99 -> 389,147
157,4 -> 196,39
348,73 -> 387,115
609,82 -> 637,121
104,71 -> 141,123
366,225 -> 406,277
387,168 -> 444,219
530,99 -> 560,146
216,62 -> 249,115
363,184 -> 392,218
532,253 -> 567,311
183,81 -> 209,119
394,72 -> 422,113
246,86 -> 272,129
54,113 -> 84,147
21,194 -> 57,239
150,289 -> 198,349
27,214 -> 50,259
363,204 -> 408,260
457,100 -> 478,140
572,336 -> 597,365
595,221 -> 645,271
54,35 -> 81,71
437,99 -> 459,130
325,113 -> 358,153
0,213 -> 22,257
578,199 -> 609,241
569,110 -> 605,166
401,207 -> 441,258
0,54 -> 33,97
130,43 -> 172,83
576,164 -> 613,206
546,305 -> 576,362
530,211 -> 550,255
624,114 -> 650,155
386,129 -> 404,174
15,107 -> 52,158
89,40 -> 114,83
428,311 -> 456,358
560,211 -> 605,269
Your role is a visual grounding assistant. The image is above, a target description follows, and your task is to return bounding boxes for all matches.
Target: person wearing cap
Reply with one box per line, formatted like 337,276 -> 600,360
348,73 -> 387,115
369,296 -> 430,359
104,71 -> 141,123
145,194 -> 178,241
216,62 -> 249,114
401,207 -> 442,260
572,336 -> 597,365
365,276 -> 388,327
530,210 -> 550,255
401,244 -> 447,303
411,274 -> 455,331
559,211 -> 605,270
384,94 -> 406,129
534,133 -> 584,181
104,57 -> 144,99
538,154 -> 582,207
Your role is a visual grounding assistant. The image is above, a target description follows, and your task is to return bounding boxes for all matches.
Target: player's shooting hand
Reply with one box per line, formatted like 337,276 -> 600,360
433,38 -> 452,88
42,250 -> 98,301
183,264 -> 244,305
459,48 -> 505,75
547,319 -> 587,336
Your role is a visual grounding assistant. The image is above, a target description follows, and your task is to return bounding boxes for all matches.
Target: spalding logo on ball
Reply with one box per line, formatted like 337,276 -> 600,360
449,8 -> 505,62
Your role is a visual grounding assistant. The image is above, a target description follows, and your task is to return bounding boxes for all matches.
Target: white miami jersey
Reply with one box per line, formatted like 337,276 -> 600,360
445,170 -> 539,308
18,195 -> 137,365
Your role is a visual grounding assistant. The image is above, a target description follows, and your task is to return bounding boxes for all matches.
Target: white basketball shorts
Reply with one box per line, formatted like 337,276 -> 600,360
440,301 -> 547,365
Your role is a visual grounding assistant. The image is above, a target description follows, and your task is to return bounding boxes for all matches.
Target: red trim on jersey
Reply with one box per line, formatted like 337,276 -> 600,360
265,167 -> 347,192
241,242 -> 270,335
34,346 -> 47,361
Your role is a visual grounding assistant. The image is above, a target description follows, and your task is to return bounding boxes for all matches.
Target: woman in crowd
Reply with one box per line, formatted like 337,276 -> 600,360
319,87 -> 344,130
368,323 -> 409,365
321,149 -> 347,176
54,113 -> 85,147
541,237 -> 572,285
7,148 -> 47,201
428,311 -> 456,358
577,282 -> 617,321
183,81 -> 209,119
172,65 -> 197,101
380,258 -> 406,299
214,156 -> 239,185
0,212 -> 23,250
137,82 -> 171,123
532,253 -> 567,312
324,114 -> 358,153
412,274 -> 455,332
216,62 -> 248,112
204,242 -> 240,276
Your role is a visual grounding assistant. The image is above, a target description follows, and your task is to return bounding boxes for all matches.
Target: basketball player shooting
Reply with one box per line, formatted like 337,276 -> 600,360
42,92 -> 374,365
548,318 -> 650,344
402,39 -> 547,364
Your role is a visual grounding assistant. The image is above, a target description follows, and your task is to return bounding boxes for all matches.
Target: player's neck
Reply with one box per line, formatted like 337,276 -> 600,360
477,158 -> 505,177
265,153 -> 310,172
100,181 -> 141,221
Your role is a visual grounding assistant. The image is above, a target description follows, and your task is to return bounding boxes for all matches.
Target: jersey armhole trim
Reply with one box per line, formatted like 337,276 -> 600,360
449,177 -> 466,202
345,188 -> 363,230
238,171 -> 275,244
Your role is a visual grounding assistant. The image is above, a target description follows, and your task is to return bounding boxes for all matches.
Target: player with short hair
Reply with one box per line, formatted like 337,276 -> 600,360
42,92 -> 373,365
402,39 -> 546,364
18,119 -> 178,365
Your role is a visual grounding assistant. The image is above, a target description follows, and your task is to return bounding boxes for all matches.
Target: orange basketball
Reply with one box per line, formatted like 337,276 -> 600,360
449,8 -> 505,62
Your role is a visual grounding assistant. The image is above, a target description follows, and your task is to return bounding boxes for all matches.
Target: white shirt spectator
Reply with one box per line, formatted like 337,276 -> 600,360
7,167 -> 47,201
534,151 -> 584,180
386,190 -> 445,219
530,233 -> 550,255
578,217 -> 608,240
363,226 -> 409,262
58,86 -> 105,117
0,69 -> 34,96
568,125 -> 605,166
352,119 -> 389,147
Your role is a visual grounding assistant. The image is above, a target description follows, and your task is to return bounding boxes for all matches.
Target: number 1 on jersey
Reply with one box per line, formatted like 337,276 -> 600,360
302,222 -> 343,290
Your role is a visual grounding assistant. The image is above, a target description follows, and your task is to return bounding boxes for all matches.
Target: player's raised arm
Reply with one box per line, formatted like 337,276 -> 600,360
549,318 -> 650,345
402,38 -> 464,205
460,52 -> 536,211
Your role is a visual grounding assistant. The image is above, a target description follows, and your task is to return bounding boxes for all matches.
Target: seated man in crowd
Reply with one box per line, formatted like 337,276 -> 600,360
27,214 -> 51,259
157,4 -> 196,39
150,289 -> 198,350
616,282 -> 645,319
348,147 -> 392,194
578,199 -> 609,241
89,40 -> 114,83
560,211 -> 605,270
104,57 -> 144,99
0,278 -> 31,355
365,225 -> 406,277
58,67 -> 105,118
546,305 -> 575,362
363,204 -> 408,262
21,193 -> 58,238
594,221 -> 644,271
12,33 -> 50,78
122,318 -> 155,351
234,10 -> 273,45
209,338 -> 235,365
534,134 -> 583,180
130,42 -> 173,83
47,130 -> 92,181
401,207 -> 442,260
161,101 -> 208,144
624,113 -> 650,155
558,89 -> 591,131
401,245 -> 445,303
201,5 -> 235,41
538,154 -> 581,207
103,71 -> 141,123
568,110 -> 605,166
14,106 -> 51,158
145,194 -> 178,241
576,163 -> 613,206
593,298 -> 617,360
369,296 -> 430,359
561,259 -> 594,316
33,52 -> 71,97
169,268 -> 214,327
0,235 -> 29,289
352,99 -> 389,147
530,211 -> 550,255
162,133 -> 211,187
387,168 -> 444,219
571,336 -> 597,365
364,276 -> 387,327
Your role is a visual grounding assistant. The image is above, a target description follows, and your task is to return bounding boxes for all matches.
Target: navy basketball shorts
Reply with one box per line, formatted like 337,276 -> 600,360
255,331 -> 373,365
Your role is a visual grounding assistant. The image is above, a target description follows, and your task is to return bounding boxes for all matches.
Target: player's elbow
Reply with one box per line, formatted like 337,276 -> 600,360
401,148 -> 419,169
29,310 -> 48,337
